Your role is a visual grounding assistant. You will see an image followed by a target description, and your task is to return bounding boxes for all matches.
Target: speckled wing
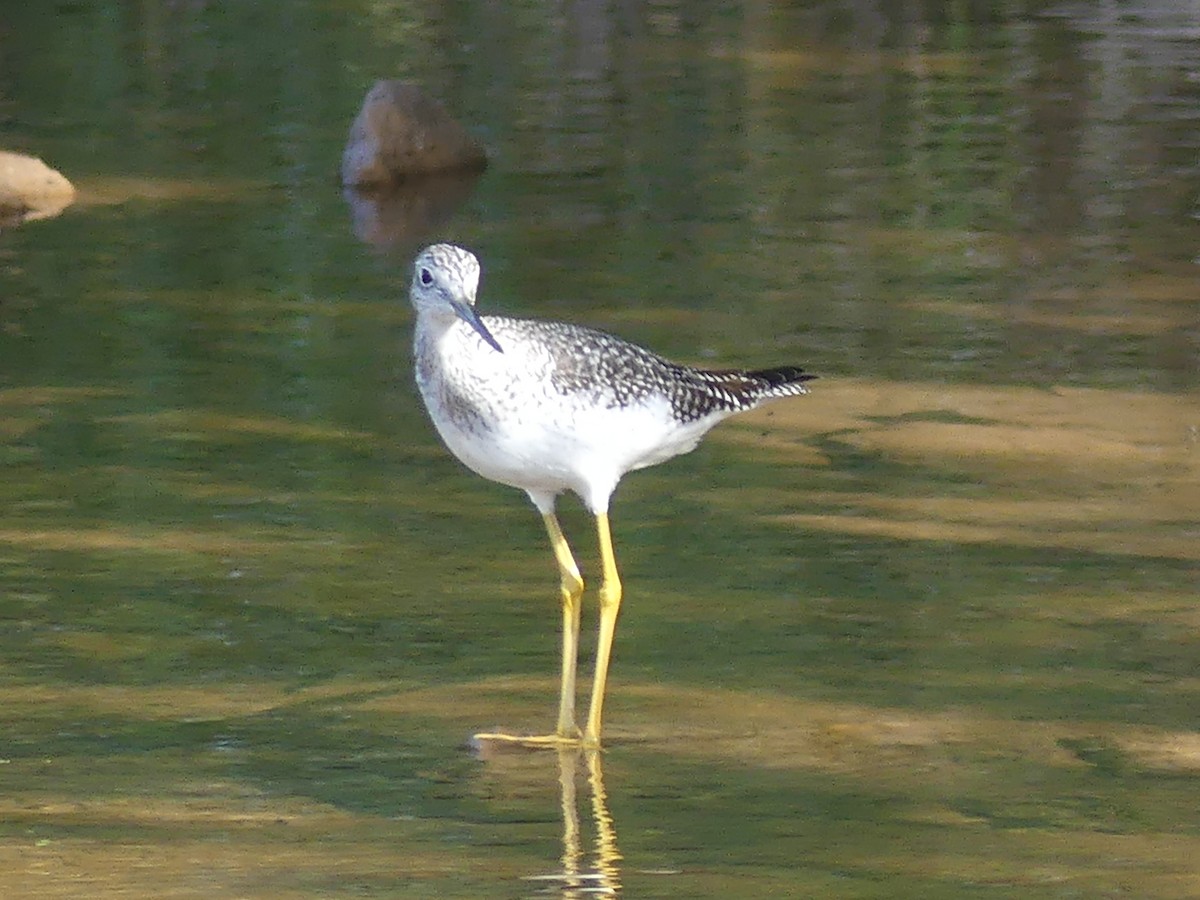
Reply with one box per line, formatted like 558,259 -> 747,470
482,316 -> 815,424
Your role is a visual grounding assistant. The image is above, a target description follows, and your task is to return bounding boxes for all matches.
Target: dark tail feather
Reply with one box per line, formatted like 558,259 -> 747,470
687,364 -> 816,411
744,366 -> 817,395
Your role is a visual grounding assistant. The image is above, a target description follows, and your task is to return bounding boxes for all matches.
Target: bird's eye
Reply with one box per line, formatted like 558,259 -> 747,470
420,267 -> 433,286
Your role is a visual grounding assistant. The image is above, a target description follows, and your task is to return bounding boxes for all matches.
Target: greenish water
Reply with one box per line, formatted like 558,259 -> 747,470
1,2 -> 1198,897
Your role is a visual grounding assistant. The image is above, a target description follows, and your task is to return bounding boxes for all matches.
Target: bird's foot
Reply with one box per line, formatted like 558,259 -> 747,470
471,730 -> 594,750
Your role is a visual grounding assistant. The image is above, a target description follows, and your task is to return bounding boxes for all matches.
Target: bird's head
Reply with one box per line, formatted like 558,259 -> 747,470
410,243 -> 503,353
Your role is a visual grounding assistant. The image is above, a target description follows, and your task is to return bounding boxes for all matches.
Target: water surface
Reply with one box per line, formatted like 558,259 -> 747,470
1,2 -> 1197,897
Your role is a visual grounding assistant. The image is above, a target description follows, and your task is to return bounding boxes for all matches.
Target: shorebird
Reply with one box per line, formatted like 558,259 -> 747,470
410,243 -> 814,747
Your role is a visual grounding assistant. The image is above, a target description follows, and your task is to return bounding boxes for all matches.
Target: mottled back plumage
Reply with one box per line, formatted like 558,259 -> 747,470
500,316 -> 814,423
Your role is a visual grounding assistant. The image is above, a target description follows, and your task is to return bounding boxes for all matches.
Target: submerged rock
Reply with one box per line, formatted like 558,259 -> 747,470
341,80 -> 487,187
0,151 -> 76,225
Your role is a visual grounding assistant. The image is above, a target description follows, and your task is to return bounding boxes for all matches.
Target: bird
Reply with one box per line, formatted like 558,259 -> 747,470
409,243 -> 815,748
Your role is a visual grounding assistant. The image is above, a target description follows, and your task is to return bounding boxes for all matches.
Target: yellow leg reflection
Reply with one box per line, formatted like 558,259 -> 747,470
474,511 -> 585,747
585,749 -> 622,889
521,748 -> 622,897
583,512 -> 622,747
557,747 -> 582,889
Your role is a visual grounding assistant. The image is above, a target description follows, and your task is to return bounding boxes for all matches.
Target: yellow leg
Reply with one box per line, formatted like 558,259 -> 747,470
474,511 -> 584,748
583,512 -> 622,747
544,512 -> 585,739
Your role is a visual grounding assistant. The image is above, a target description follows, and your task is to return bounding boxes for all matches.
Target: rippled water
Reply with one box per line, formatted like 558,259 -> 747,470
1,2 -> 1197,897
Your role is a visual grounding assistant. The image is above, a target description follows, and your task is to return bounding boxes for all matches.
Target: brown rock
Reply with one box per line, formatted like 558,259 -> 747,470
341,81 -> 487,187
0,151 -> 76,225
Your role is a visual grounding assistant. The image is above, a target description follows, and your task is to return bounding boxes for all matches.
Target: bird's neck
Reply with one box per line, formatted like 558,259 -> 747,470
414,311 -> 494,377
414,307 -> 461,346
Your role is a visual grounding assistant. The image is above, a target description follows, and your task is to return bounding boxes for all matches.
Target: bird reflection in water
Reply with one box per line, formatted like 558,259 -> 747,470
553,749 -> 621,897
476,746 -> 621,896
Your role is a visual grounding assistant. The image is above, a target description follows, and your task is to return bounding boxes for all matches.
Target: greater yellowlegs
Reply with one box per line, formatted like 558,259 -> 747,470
410,243 -> 815,748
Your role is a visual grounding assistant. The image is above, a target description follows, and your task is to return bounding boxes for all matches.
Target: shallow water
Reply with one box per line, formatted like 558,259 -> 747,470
1,2 -> 1198,897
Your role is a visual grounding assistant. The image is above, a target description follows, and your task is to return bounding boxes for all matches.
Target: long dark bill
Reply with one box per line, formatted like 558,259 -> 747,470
451,301 -> 504,353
